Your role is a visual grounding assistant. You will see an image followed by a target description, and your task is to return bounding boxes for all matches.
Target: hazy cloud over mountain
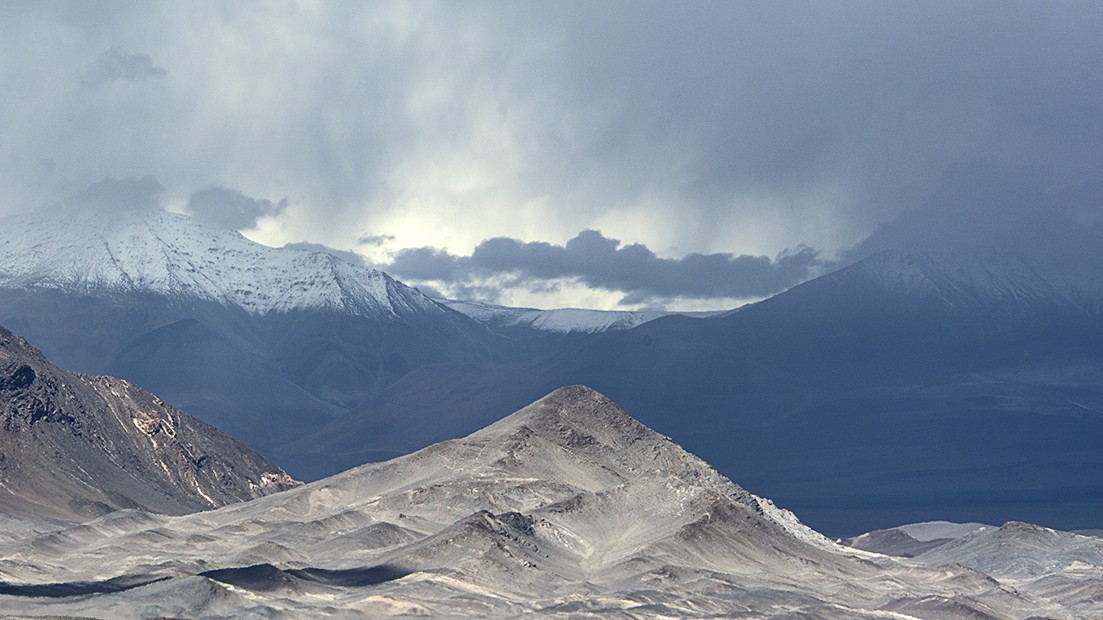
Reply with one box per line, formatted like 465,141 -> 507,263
68,176 -> 164,214
847,163 -> 1103,269
2,1 -> 1101,308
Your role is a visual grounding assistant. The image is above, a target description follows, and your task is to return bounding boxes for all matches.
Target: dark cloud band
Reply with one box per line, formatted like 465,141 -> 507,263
386,230 -> 821,304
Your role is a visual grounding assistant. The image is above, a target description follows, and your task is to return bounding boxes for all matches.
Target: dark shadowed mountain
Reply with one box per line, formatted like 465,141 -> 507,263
0,325 -> 298,521
3,207 -> 1103,536
290,249 -> 1103,536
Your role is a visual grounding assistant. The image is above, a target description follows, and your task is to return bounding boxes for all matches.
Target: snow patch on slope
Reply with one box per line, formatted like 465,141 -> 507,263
851,250 -> 1103,310
442,299 -> 722,334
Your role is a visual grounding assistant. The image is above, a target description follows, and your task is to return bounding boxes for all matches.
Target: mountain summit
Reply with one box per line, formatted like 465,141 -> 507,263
0,208 -> 443,318
0,209 -> 497,472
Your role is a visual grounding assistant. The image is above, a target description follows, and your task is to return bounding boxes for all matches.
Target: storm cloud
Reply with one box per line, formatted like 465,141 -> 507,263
187,186 -> 288,231
2,2 -> 1101,308
387,231 -> 821,305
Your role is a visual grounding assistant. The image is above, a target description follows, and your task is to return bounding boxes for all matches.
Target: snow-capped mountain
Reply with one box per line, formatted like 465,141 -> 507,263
442,299 -> 730,335
837,249 -> 1103,312
0,208 -> 500,477
442,299 -> 673,334
0,208 -> 444,318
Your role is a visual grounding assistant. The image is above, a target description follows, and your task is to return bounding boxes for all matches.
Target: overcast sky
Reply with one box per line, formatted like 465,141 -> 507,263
2,1 -> 1101,309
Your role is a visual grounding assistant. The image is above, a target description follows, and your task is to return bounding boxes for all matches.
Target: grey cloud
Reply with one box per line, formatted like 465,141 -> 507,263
83,47 -> 166,87
387,247 -> 463,282
187,186 -> 287,231
67,176 -> 163,214
387,230 -> 821,304
2,2 -> 1103,292
356,233 -> 395,247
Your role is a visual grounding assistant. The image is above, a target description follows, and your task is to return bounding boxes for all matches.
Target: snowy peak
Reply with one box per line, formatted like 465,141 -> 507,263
442,299 -> 727,334
0,209 -> 445,318
441,299 -> 672,334
841,249 -> 1103,311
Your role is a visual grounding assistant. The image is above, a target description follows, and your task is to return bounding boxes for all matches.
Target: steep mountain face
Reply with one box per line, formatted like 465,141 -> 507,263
0,209 -> 501,474
0,387 -> 1079,618
0,325 -> 298,521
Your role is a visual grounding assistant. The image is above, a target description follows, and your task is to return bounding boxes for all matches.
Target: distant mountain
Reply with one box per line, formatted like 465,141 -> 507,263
0,325 -> 298,521
0,209 -> 500,474
0,208 -> 444,317
292,248 -> 1103,535
848,518 -> 1103,591
842,529 -> 954,558
0,387 -> 1081,618
843,521 -> 991,557
915,521 -> 1103,587
4,205 -> 1103,537
441,298 -> 724,335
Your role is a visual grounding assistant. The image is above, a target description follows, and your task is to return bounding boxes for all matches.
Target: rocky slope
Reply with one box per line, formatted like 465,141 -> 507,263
0,386 -> 1092,618
0,325 -> 298,521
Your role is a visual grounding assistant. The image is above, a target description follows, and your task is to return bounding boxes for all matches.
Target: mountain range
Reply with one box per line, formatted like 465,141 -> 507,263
0,208 -> 499,466
2,206 -> 1102,535
1,385 -> 1098,619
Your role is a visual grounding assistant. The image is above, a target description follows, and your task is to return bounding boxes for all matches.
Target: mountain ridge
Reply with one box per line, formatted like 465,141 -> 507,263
0,209 -> 447,319
0,386 -> 1091,618
0,324 -> 299,521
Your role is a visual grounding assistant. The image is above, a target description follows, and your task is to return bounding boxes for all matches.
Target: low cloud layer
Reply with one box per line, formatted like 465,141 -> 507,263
386,230 -> 821,306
